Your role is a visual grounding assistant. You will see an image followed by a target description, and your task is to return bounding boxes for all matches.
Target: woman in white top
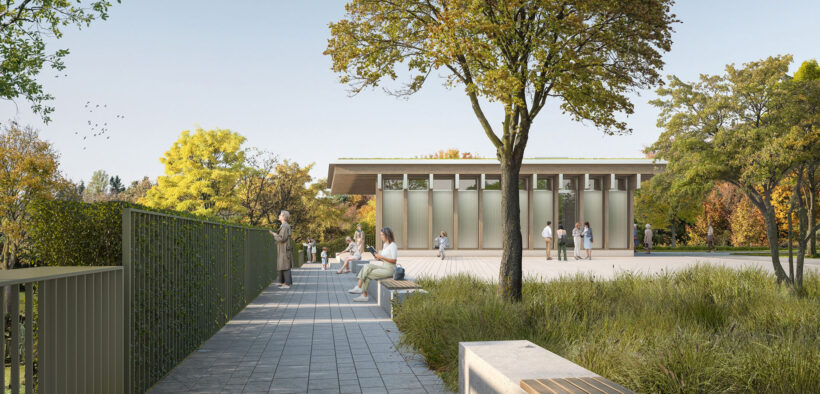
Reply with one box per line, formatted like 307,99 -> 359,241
349,227 -> 398,302
335,236 -> 362,274
572,222 -> 582,260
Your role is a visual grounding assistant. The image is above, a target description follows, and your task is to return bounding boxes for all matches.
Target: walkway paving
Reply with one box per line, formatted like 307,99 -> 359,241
149,262 -> 448,394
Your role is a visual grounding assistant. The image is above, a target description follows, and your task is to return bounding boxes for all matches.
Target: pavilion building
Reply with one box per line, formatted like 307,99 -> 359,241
327,158 -> 665,255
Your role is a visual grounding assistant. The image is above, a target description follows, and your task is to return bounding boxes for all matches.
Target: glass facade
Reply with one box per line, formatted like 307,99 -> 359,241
382,190 -> 404,248
457,190 -> 478,248
559,178 -> 577,247
532,189 -> 553,249
482,190 -> 502,248
433,190 -> 454,245
407,190 -> 428,248
583,185 -> 603,249
519,189 -> 528,248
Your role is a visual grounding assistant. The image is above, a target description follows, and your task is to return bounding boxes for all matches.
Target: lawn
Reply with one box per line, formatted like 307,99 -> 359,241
393,266 -> 820,393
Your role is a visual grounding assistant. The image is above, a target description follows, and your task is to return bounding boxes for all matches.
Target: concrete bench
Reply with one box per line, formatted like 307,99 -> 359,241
459,340 -> 634,394
376,279 -> 426,318
350,260 -> 368,274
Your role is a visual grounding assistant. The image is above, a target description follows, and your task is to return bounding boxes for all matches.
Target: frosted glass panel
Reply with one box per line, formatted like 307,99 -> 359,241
482,190 -> 502,248
407,191 -> 428,248
583,190 -> 603,248
532,190 -> 553,249
433,191 -> 454,244
457,191 -> 478,248
519,190 -> 529,249
609,191 -> 628,248
382,190 -> 403,248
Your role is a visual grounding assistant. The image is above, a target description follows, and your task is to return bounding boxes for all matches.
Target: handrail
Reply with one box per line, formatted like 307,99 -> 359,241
0,266 -> 122,287
124,207 -> 276,231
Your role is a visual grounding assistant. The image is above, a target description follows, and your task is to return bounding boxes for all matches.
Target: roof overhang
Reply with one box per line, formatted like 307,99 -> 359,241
328,158 -> 666,195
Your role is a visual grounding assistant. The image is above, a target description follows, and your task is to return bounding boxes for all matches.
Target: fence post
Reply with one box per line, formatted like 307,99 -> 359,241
121,208 -> 132,393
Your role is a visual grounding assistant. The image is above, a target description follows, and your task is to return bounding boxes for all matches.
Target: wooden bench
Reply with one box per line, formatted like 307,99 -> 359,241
521,377 -> 634,394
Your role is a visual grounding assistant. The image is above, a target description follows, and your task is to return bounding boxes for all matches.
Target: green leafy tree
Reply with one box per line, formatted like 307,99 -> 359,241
0,0 -> 118,122
635,173 -> 702,247
0,122 -> 62,270
649,55 -> 818,291
325,0 -> 677,301
109,175 -> 124,194
142,128 -> 246,220
83,169 -> 108,201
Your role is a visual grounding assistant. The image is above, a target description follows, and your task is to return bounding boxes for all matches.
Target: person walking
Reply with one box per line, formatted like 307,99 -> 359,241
269,210 -> 294,289
541,221 -> 553,261
633,224 -> 640,250
435,231 -> 449,260
349,227 -> 398,302
310,239 -> 317,263
354,224 -> 365,255
572,222 -> 583,260
581,222 -> 593,260
706,222 -> 715,252
644,224 -> 653,254
556,224 -> 568,261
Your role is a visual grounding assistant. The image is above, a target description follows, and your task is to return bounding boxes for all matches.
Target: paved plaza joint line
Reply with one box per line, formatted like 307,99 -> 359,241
149,262 -> 448,394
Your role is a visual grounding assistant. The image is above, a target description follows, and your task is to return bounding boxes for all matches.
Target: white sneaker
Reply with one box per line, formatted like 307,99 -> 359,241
348,287 -> 362,294
353,295 -> 369,302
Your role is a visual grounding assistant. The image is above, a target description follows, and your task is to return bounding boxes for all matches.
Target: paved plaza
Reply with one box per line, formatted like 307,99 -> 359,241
149,263 -> 448,394
149,252 -> 819,393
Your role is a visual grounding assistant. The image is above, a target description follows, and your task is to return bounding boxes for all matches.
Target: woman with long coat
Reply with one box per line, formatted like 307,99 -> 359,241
270,210 -> 294,288
644,224 -> 653,255
354,224 -> 365,255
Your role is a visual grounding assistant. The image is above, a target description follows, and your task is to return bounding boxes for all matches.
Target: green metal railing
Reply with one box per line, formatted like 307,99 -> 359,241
122,208 -> 279,393
0,266 -> 124,394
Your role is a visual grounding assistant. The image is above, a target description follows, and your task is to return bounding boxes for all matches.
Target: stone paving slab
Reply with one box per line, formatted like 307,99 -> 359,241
148,262 -> 448,394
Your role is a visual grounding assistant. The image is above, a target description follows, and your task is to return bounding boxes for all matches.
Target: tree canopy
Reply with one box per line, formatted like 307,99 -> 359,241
0,0 -> 117,122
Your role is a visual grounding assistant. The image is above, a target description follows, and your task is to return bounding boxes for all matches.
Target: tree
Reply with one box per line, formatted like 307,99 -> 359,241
326,0 -> 676,301
649,55 -> 816,291
83,169 -> 109,202
118,176 -> 152,203
418,148 -> 481,159
0,0 -> 118,122
141,128 -> 246,220
790,60 -> 820,257
729,195 -> 767,247
0,122 -> 62,271
109,175 -> 124,194
685,182 -> 739,246
635,172 -> 702,247
237,149 -> 280,226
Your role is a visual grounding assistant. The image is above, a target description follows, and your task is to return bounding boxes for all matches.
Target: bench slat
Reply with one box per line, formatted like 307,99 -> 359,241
380,279 -> 421,290
521,377 -> 634,394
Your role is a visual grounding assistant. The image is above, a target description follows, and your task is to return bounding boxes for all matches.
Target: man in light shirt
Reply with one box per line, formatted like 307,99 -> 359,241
541,221 -> 553,261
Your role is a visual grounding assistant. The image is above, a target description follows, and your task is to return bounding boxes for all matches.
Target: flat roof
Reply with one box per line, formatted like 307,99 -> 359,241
329,158 -> 665,195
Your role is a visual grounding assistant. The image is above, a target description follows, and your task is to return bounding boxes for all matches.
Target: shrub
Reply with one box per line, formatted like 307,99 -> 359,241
394,266 -> 820,393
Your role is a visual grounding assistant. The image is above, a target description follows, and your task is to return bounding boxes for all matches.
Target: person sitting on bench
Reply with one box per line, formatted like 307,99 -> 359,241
335,236 -> 362,274
348,227 -> 398,302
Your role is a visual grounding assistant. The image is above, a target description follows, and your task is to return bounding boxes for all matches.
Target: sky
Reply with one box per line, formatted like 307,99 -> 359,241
1,0 -> 818,186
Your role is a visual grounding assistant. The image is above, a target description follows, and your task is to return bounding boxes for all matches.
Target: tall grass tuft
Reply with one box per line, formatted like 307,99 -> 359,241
394,266 -> 820,393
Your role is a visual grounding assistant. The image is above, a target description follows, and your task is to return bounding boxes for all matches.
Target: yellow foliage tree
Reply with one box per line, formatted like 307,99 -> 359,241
729,196 -> 768,247
141,128 -> 246,220
0,123 -> 63,270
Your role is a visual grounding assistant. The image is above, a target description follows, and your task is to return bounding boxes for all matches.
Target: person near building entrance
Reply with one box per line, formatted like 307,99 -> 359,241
435,231 -> 449,260
706,222 -> 715,252
572,222 -> 582,260
644,224 -> 653,254
354,223 -> 365,255
556,224 -> 568,261
269,210 -> 293,289
349,227 -> 398,302
541,221 -> 553,261
582,222 -> 593,260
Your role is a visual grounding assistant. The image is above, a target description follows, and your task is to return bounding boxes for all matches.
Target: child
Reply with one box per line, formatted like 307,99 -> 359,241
435,231 -> 449,260
320,247 -> 328,270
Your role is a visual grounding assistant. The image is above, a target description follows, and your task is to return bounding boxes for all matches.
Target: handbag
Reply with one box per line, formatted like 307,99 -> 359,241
393,264 -> 405,280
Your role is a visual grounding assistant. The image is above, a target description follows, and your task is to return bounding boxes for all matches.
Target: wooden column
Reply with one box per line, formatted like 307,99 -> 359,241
578,176 -> 585,227
428,174 -> 433,250
375,189 -> 383,249
553,175 -> 560,242
402,176 -> 408,249
628,175 -> 635,250
603,175 -> 610,250
453,175 -> 459,250
528,175 -> 534,250
478,174 -> 484,249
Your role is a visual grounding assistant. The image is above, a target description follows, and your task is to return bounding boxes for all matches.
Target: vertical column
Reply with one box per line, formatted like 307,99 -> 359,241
628,175 -> 635,250
578,175 -> 585,226
478,174 -> 484,249
603,175 -> 610,250
428,174 -> 434,250
453,174 -> 459,250
402,174 -> 408,249
376,174 -> 383,249
552,175 -> 559,233
528,174 -> 534,250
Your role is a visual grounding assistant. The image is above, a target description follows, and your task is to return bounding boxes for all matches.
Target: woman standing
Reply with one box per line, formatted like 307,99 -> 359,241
435,231 -> 449,260
354,224 -> 365,255
349,227 -> 398,302
644,224 -> 653,254
572,222 -> 583,260
556,224 -> 568,261
581,222 -> 593,260
269,210 -> 293,288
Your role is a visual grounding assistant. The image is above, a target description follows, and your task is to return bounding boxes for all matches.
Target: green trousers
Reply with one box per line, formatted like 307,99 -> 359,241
557,242 -> 567,261
358,263 -> 396,292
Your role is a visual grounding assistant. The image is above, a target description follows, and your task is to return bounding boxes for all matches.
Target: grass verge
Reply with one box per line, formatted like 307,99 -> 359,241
393,265 -> 820,393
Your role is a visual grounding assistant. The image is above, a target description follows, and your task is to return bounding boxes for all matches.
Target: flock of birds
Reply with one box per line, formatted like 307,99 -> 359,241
74,100 -> 126,150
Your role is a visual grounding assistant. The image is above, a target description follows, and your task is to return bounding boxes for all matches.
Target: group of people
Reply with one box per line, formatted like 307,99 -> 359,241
541,221 -> 596,261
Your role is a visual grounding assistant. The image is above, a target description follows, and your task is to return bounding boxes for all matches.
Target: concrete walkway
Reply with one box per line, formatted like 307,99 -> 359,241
149,263 -> 448,394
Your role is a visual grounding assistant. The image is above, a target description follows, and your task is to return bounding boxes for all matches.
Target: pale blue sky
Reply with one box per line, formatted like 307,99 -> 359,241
2,0 -> 818,185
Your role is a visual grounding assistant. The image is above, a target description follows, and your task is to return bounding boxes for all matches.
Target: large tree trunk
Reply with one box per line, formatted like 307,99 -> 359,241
498,159 -> 523,302
762,202 -> 789,284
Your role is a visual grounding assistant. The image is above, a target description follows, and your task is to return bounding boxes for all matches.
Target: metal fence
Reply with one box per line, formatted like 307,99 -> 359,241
122,208 -> 279,393
0,266 -> 124,394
